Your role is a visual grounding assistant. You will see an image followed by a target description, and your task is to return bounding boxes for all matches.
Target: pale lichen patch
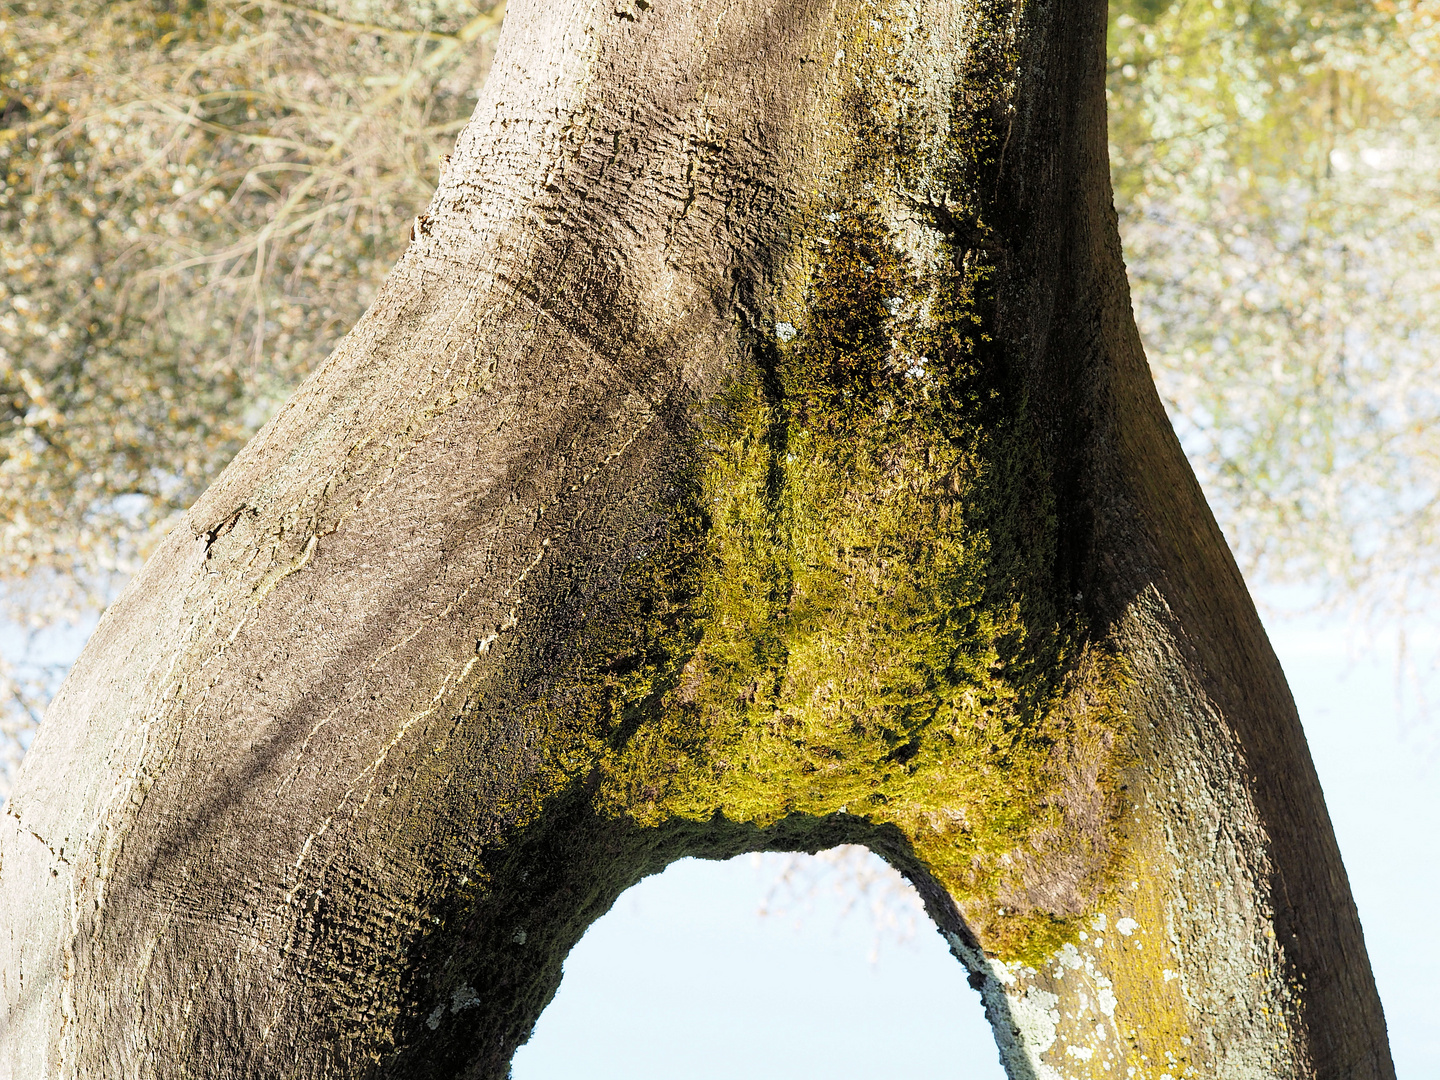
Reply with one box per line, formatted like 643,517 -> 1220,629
450,985 -> 481,1013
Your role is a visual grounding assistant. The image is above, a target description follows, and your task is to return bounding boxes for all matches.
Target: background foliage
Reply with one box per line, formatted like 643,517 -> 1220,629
1111,0 -> 1440,616
0,0 -> 501,780
2,0 -> 1438,795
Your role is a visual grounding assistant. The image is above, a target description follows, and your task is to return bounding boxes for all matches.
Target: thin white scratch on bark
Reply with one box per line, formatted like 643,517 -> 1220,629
274,704 -> 347,798
251,534 -> 319,608
292,654 -> 481,874
365,409 -> 656,669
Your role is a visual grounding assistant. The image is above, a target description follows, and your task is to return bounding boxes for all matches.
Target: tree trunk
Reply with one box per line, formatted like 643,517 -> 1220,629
0,0 -> 1393,1076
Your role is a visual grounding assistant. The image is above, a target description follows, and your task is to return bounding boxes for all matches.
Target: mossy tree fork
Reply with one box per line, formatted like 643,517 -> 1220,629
0,0 -> 1393,1076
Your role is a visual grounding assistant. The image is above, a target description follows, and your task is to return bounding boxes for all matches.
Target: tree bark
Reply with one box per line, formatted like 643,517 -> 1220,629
0,0 -> 1393,1077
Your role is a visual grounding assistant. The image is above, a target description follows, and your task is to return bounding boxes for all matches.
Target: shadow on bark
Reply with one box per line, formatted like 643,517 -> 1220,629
385,782 -> 1033,1080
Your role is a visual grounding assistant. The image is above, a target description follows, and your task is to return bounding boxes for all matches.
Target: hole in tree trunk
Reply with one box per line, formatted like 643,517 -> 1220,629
510,849 -> 1008,1080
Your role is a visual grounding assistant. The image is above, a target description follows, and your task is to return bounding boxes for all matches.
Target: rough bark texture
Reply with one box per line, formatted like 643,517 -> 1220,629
0,0 -> 1393,1077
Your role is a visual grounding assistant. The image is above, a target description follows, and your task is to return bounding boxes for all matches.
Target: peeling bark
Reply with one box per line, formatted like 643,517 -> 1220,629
0,0 -> 1393,1077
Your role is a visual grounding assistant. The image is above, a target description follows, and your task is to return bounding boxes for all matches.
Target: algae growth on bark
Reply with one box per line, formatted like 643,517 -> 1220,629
0,0 -> 1394,1077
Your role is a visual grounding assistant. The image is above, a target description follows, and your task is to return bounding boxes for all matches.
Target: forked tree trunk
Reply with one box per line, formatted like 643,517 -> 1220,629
0,0 -> 1394,1076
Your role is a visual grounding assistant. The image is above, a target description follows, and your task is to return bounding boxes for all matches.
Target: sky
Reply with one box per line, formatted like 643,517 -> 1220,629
512,602 -> 1439,1079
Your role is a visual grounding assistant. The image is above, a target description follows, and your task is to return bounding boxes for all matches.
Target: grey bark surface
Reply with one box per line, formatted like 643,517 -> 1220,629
0,0 -> 1393,1077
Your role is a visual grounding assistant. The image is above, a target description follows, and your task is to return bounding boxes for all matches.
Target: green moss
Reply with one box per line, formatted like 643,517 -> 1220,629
468,2 -> 1131,968
505,204 -> 1132,963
